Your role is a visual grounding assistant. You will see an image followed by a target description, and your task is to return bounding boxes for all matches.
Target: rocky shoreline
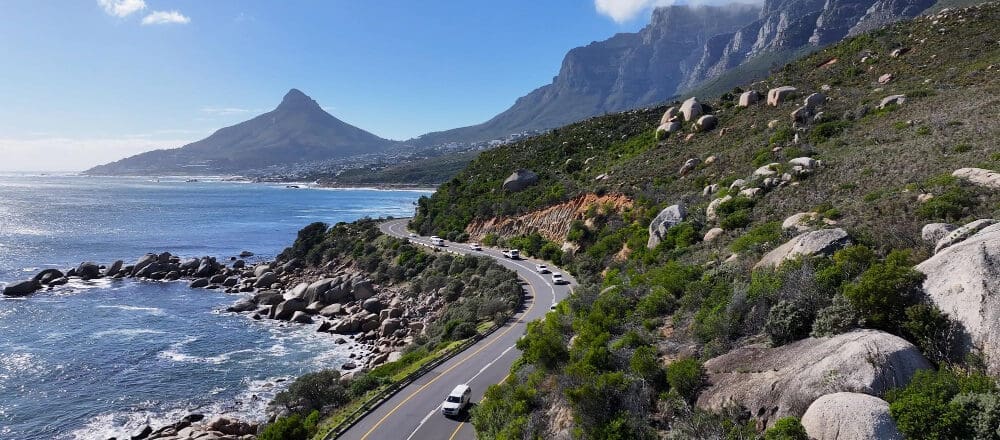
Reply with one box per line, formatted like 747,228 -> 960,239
3,248 -> 445,439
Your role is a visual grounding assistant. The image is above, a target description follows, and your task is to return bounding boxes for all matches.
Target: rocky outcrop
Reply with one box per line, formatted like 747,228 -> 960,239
916,220 -> 1000,374
137,414 -> 258,440
502,169 -> 539,192
755,228 -> 851,269
953,167 -> 1000,189
696,330 -> 930,427
3,280 -> 40,297
934,219 -> 997,254
767,86 -> 798,106
921,223 -> 957,243
648,205 -> 688,249
465,193 -> 633,244
879,94 -> 906,109
738,90 -> 761,107
801,392 -> 903,440
680,97 -> 704,121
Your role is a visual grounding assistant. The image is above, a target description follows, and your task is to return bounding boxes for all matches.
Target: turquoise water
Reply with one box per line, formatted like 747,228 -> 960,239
0,174 -> 429,439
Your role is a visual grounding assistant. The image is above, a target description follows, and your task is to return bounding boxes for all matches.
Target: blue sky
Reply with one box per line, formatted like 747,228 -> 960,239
0,0 -> 672,171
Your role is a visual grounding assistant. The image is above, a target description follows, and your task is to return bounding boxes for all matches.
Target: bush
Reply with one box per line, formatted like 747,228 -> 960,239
843,250 -> 925,331
765,299 -> 815,346
811,294 -> 861,337
764,417 -> 809,440
917,186 -> 975,221
903,303 -> 957,364
518,313 -> 568,370
731,221 -> 783,253
665,358 -> 704,402
886,368 -> 999,440
631,345 -> 667,390
809,121 -> 851,144
259,410 -> 319,440
272,370 -> 349,413
720,210 -> 752,230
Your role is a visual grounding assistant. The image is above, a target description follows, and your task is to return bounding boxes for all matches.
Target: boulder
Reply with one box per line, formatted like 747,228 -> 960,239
502,169 -> 539,192
695,115 -> 718,132
755,228 -> 851,269
791,105 -> 813,123
706,195 -> 732,222
304,278 -> 335,301
801,392 -> 903,440
647,204 -> 687,249
738,90 -> 760,107
222,277 -> 239,287
680,97 -> 703,121
782,212 -> 819,232
352,280 -> 376,301
194,258 -> 217,278
33,269 -> 65,284
189,278 -> 210,289
291,311 -> 313,324
380,318 -> 402,336
253,272 -> 278,289
916,221 -> 1000,374
767,86 -> 797,106
253,265 -> 272,278
206,416 -> 256,437
921,223 -> 957,243
754,163 -> 780,177
319,303 -> 343,317
659,107 -> 679,124
104,260 -> 123,277
739,187 -> 761,199
696,330 -> 930,427
934,219 -> 997,254
76,262 -> 101,280
656,121 -> 682,137
362,298 -> 383,314
178,258 -> 200,272
878,73 -> 893,84
274,298 -> 308,321
132,254 -> 158,275
253,291 -> 284,305
878,94 -> 906,109
704,228 -> 724,242
3,280 -> 40,297
226,299 -> 257,313
803,92 -> 826,109
232,259 -> 246,269
679,158 -> 700,175
952,167 -> 1000,189
788,157 -> 817,169
306,301 -> 326,313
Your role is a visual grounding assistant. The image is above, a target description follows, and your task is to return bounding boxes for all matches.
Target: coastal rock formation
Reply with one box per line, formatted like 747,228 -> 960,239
696,330 -> 931,427
648,205 -> 688,249
502,169 -> 539,192
952,167 -> 1000,189
916,220 -> 1000,374
465,193 -> 633,244
755,228 -> 851,269
3,280 -> 40,297
801,392 -> 903,440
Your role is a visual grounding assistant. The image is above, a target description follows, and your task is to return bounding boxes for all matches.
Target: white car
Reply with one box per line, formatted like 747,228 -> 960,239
551,272 -> 566,285
430,236 -> 445,246
535,264 -> 549,274
408,232 -> 417,237
502,249 -> 521,259
469,243 -> 482,251
441,384 -> 471,417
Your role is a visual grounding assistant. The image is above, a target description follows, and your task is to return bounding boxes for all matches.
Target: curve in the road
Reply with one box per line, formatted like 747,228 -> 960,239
333,219 -> 574,440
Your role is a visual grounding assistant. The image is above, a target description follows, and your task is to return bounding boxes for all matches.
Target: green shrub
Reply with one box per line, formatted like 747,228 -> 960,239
472,373 -> 541,439
903,303 -> 957,364
843,250 -> 925,331
636,286 -> 679,319
811,294 -> 861,337
731,221 -> 782,253
917,186 -> 975,221
259,410 -> 319,440
348,373 -> 386,398
631,345 -> 666,390
809,121 -> 851,144
765,299 -> 815,346
764,417 -> 809,440
720,210 -> 752,230
518,313 -> 568,370
272,370 -> 349,413
665,358 -> 704,402
887,368 -> 999,440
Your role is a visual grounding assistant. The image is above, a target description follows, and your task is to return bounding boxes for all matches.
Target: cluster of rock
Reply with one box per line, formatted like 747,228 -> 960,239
696,330 -> 929,432
655,97 -> 718,139
115,414 -> 258,440
502,168 -> 539,192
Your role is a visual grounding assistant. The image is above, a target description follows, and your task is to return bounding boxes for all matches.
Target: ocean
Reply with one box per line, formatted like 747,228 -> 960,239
0,174 -> 430,439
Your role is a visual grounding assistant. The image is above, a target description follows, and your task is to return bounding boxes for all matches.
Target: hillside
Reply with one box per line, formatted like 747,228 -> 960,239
84,89 -> 398,176
411,3 -> 1000,438
408,0 -> 936,148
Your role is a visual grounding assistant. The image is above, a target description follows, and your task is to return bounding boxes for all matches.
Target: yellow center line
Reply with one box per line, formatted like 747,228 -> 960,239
358,266 -> 537,440
447,420 -> 466,440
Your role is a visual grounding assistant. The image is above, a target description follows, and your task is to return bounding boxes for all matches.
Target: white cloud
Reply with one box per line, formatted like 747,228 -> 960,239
142,10 -> 191,25
594,0 -> 674,23
98,0 -> 147,18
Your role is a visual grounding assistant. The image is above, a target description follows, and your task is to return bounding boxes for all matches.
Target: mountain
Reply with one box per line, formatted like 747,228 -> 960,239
84,89 -> 397,175
410,0 -> 935,148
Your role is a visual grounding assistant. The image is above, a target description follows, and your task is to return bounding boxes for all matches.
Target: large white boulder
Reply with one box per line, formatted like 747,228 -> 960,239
696,330 -> 930,428
502,169 -> 539,192
917,221 -> 1000,374
755,228 -> 851,269
738,90 -> 760,107
706,195 -> 732,222
952,167 -> 1000,189
878,94 -> 906,109
801,392 -> 903,440
767,86 -> 797,106
934,219 -> 997,254
647,205 -> 687,249
680,97 -> 703,122
659,107 -> 679,125
921,223 -> 957,243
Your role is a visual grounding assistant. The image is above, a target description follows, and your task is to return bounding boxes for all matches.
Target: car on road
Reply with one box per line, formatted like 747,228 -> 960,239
408,232 -> 417,237
502,249 -> 521,259
441,384 -> 472,417
469,243 -> 482,251
535,263 -> 549,273
551,272 -> 566,285
430,236 -> 445,246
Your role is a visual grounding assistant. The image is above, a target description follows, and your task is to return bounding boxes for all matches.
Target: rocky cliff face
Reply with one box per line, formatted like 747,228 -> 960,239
412,0 -> 935,148
464,193 -> 633,243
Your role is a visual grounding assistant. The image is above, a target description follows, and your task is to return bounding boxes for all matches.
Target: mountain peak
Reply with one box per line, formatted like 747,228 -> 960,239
277,88 -> 321,112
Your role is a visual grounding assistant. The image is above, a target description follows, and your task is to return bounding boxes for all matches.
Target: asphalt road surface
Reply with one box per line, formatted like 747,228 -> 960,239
335,219 -> 575,440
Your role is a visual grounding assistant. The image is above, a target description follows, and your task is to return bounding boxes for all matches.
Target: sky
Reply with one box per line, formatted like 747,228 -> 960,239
0,0 -> 677,172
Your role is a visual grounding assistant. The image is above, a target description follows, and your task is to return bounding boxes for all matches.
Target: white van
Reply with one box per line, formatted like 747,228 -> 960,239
503,249 -> 521,259
441,384 -> 471,416
430,236 -> 445,246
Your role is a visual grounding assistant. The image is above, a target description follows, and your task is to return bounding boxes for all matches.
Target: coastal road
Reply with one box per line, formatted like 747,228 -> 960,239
334,219 -> 575,440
